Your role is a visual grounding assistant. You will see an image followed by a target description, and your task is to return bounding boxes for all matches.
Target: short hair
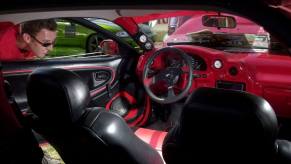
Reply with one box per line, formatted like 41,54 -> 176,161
21,19 -> 57,36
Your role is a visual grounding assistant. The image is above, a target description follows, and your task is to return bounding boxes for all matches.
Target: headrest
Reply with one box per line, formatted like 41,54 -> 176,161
27,68 -> 90,126
163,87 -> 278,163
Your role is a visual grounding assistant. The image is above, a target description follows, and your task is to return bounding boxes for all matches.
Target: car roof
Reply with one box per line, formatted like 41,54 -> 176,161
0,0 -> 290,48
0,10 -> 177,24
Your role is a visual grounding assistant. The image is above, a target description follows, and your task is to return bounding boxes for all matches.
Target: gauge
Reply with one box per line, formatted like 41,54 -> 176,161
139,34 -> 147,43
145,42 -> 152,50
214,59 -> 223,69
189,54 -> 207,71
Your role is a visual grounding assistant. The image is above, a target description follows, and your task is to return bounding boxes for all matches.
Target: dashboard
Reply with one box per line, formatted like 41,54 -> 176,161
137,45 -> 291,118
139,45 -> 252,92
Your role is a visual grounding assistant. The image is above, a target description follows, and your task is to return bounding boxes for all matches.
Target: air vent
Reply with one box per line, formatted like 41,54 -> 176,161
229,67 -> 238,76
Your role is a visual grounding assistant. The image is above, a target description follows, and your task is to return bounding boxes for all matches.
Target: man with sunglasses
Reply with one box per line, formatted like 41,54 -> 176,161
0,19 -> 57,61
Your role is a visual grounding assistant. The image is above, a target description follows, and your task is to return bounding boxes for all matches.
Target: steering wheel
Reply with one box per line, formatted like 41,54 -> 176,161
143,47 -> 193,104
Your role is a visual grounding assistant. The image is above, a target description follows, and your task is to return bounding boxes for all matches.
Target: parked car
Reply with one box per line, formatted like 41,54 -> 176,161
1,0 -> 291,163
48,18 -> 155,58
48,18 -> 139,57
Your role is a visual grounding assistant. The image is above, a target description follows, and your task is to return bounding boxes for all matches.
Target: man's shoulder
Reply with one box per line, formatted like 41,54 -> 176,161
0,23 -> 17,38
0,23 -> 24,61
0,22 -> 14,31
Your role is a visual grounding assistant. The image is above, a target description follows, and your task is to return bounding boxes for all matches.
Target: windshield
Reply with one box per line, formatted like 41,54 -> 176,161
162,13 -> 271,52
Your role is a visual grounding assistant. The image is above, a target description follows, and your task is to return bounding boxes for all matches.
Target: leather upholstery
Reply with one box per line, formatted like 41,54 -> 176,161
2,80 -> 43,163
162,87 -> 279,163
27,68 -> 163,164
79,109 -> 163,164
276,140 -> 291,163
27,68 -> 89,126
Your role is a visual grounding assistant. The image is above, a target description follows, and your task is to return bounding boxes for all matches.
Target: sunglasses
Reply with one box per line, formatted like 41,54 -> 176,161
30,34 -> 55,47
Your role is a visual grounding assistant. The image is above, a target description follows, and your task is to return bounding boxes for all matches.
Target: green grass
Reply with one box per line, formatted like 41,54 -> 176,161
40,142 -> 65,164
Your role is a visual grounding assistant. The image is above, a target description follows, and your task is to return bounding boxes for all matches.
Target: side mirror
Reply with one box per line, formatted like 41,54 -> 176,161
100,39 -> 119,55
202,15 -> 236,29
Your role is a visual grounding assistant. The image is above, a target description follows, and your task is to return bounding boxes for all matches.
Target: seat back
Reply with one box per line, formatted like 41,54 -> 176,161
276,139 -> 291,163
162,87 -> 279,163
27,68 -> 163,164
1,80 -> 43,163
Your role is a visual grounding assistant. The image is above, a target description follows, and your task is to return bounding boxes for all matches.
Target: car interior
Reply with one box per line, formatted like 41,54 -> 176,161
1,0 -> 291,163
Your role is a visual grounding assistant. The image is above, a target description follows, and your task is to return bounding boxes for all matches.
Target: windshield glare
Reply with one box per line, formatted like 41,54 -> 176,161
142,12 -> 272,52
167,14 -> 269,51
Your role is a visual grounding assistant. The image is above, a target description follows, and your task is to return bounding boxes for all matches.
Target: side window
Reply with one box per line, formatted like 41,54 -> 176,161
46,18 -> 139,59
47,19 -> 107,58
87,18 -> 139,54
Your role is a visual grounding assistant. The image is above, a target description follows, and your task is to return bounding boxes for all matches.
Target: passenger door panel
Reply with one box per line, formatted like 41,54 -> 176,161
2,56 -> 122,111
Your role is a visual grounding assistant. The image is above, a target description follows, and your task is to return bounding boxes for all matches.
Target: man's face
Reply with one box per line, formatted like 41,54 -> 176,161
28,29 -> 57,58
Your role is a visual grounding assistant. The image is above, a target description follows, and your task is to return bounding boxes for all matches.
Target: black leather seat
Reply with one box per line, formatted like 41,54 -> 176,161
162,87 -> 291,163
1,80 -> 43,163
276,140 -> 291,163
26,68 -> 163,164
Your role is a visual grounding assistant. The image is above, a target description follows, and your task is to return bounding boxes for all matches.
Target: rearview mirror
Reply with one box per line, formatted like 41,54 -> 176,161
202,15 -> 236,29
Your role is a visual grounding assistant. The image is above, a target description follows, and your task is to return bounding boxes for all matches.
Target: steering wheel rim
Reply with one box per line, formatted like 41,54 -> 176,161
143,47 -> 193,104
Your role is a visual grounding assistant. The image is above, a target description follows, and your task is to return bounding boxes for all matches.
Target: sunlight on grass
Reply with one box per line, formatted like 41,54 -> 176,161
40,142 -> 65,164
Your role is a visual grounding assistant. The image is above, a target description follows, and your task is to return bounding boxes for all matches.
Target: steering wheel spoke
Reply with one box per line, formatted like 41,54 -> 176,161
167,87 -> 176,99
